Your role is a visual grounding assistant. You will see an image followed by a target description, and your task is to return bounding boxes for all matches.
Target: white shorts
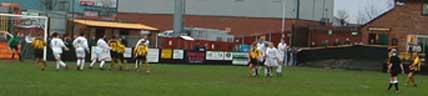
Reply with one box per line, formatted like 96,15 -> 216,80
92,50 -> 110,61
75,47 -> 86,58
278,51 -> 285,62
53,52 -> 62,59
264,58 -> 279,67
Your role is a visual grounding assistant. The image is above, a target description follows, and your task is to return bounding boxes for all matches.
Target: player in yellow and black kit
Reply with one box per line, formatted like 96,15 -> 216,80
134,43 -> 150,74
30,35 -> 47,71
407,53 -> 421,87
108,36 -> 128,71
248,43 -> 262,77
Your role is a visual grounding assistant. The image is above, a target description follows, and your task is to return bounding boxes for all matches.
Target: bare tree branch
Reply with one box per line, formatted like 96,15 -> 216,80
365,4 -> 381,20
336,10 -> 350,26
356,0 -> 383,24
357,11 -> 367,24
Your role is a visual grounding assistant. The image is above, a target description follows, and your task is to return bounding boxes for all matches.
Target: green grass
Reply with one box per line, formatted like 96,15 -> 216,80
0,60 -> 427,96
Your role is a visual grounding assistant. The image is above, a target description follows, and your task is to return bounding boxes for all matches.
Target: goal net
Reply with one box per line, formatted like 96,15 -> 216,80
0,13 -> 49,60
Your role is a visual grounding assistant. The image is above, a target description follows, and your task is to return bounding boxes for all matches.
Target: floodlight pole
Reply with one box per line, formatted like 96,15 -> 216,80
281,0 -> 286,38
173,0 -> 185,36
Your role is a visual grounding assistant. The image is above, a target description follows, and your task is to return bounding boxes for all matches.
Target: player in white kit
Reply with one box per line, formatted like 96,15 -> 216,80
276,39 -> 288,77
72,33 -> 89,71
264,42 -> 281,77
256,36 -> 268,76
50,33 -> 70,71
89,36 -> 111,70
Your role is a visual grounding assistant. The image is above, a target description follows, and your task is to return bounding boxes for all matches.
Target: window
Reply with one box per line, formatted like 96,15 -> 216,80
216,37 -> 222,41
327,30 -> 333,36
423,0 -> 428,16
351,32 -> 358,36
56,1 -> 70,11
227,38 -> 233,42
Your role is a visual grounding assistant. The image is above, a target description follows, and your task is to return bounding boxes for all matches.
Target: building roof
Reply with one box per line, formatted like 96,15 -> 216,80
72,19 -> 159,31
361,8 -> 397,27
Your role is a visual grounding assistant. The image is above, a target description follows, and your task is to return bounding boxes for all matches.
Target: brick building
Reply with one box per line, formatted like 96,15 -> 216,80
116,13 -> 343,47
361,0 -> 428,52
116,0 -> 337,48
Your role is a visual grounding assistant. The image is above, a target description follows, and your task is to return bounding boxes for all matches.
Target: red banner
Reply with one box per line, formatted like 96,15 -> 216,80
80,1 -> 96,6
187,52 -> 205,64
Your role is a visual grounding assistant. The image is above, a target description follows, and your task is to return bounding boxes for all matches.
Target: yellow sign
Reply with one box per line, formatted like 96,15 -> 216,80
161,49 -> 172,59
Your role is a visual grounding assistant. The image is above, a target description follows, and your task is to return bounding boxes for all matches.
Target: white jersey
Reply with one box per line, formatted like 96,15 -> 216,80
96,39 -> 111,53
73,36 -> 89,58
277,42 -> 287,58
50,38 -> 66,54
91,38 -> 111,60
135,38 -> 150,48
73,36 -> 89,51
257,41 -> 268,53
277,42 -> 287,52
257,41 -> 268,61
264,47 -> 280,66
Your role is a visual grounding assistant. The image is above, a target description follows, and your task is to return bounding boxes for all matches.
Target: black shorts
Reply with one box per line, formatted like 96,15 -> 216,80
34,49 -> 44,58
257,60 -> 265,66
136,55 -> 147,61
390,71 -> 399,77
111,51 -> 123,59
249,59 -> 258,66
390,68 -> 401,77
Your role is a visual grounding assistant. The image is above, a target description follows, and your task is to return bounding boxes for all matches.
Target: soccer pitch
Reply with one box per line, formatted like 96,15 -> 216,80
0,61 -> 426,96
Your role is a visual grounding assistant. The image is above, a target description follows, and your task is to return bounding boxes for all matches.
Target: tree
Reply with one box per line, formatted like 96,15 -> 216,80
364,4 -> 381,21
356,11 -> 367,24
336,10 -> 350,26
356,0 -> 383,24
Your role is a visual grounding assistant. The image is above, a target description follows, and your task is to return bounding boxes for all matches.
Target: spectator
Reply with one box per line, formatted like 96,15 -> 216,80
121,36 -> 128,47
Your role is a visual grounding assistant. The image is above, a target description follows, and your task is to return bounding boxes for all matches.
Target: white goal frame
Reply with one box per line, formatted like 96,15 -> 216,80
0,13 -> 49,60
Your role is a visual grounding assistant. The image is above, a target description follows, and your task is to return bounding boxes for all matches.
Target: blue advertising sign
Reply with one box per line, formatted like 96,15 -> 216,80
239,44 -> 250,52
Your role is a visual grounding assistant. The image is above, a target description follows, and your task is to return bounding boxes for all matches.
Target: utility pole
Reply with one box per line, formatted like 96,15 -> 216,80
173,0 -> 185,36
273,0 -> 286,38
281,0 -> 286,38
71,0 -> 75,36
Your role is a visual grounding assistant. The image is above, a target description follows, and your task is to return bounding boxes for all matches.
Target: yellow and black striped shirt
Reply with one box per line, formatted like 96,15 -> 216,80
134,45 -> 149,56
108,40 -> 126,53
249,48 -> 262,59
31,38 -> 46,49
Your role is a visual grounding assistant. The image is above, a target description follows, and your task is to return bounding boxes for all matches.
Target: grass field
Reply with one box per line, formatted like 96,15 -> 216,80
0,60 -> 427,96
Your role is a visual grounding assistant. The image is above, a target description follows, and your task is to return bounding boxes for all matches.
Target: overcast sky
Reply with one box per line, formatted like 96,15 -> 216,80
334,0 -> 394,24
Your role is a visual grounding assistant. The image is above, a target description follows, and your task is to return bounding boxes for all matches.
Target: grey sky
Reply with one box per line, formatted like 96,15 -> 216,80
334,0 -> 394,24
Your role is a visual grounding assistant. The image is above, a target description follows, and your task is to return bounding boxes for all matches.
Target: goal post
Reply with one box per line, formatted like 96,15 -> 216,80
0,13 -> 49,61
